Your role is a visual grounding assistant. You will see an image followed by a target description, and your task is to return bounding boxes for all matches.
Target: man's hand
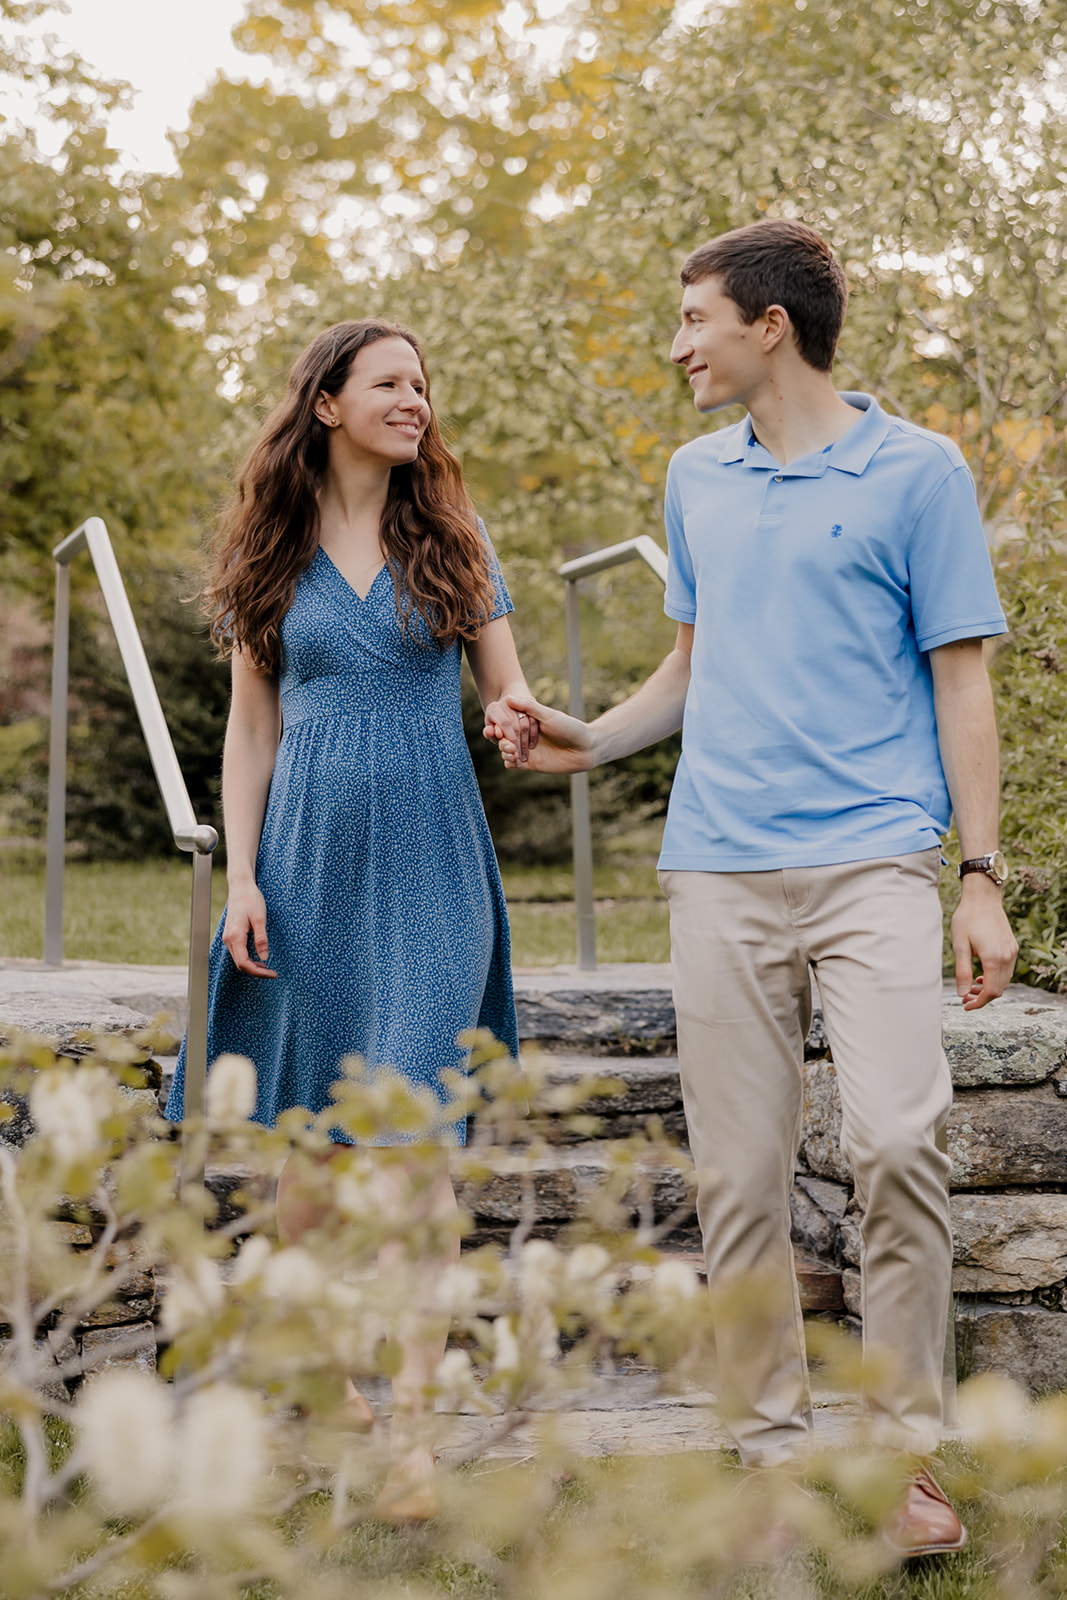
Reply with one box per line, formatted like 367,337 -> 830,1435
492,692 -> 594,773
951,877 -> 1018,1010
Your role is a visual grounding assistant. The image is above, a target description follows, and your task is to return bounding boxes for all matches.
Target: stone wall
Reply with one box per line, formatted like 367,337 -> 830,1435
0,995 -> 162,1393
797,992 -> 1067,1389
4,967 -> 1067,1392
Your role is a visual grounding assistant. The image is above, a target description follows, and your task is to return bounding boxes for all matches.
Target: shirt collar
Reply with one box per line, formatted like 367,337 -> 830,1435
714,392 -> 892,476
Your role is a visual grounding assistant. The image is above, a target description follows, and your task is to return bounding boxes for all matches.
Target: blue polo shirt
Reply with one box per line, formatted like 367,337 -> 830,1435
659,393 -> 1007,871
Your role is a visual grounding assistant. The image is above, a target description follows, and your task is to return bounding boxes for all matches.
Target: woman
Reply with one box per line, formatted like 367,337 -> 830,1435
166,318 -> 534,1518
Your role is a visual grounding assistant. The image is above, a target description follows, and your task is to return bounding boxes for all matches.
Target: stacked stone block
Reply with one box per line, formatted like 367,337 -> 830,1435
0,995 -> 162,1392
799,992 -> 1067,1389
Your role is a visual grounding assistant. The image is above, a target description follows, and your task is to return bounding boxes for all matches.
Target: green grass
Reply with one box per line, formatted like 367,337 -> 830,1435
0,833 -> 990,977
0,850 -> 231,967
0,1426 -> 1030,1600
0,830 -> 669,968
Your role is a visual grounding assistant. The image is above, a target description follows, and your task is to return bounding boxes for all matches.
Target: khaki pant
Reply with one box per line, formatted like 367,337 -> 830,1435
659,850 -> 953,1464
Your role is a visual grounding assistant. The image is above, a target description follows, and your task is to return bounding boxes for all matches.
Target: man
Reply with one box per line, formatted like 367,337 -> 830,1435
493,219 -> 1018,1555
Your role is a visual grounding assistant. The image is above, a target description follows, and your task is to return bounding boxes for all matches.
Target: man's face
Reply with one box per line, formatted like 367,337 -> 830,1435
670,276 -> 769,413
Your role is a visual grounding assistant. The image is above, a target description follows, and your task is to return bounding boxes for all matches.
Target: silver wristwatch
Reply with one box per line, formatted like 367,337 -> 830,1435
958,851 -> 1008,887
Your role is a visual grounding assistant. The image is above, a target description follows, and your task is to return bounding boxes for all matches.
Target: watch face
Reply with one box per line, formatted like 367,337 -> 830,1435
990,850 -> 1008,885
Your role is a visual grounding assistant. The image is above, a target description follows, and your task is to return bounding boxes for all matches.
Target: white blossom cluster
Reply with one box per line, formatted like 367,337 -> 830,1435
77,1371 -> 268,1520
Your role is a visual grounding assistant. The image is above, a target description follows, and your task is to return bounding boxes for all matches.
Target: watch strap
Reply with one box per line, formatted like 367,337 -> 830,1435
959,853 -> 1007,885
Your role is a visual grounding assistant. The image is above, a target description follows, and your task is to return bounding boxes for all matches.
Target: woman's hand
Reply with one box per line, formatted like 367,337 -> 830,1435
483,698 -> 539,764
494,693 -> 594,773
222,882 -> 279,978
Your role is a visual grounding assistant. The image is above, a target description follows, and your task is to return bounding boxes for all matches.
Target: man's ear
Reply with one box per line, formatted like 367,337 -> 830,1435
760,304 -> 791,354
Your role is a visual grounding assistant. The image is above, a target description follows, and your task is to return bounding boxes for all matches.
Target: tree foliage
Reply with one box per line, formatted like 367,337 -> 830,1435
0,4 -> 231,592
4,0 -> 1067,978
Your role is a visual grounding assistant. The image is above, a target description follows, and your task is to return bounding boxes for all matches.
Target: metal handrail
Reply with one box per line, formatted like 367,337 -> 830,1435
560,536 -> 669,969
45,517 -> 218,1178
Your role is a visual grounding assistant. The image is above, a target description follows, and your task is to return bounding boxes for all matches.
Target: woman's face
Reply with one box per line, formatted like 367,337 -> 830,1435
315,336 -> 432,465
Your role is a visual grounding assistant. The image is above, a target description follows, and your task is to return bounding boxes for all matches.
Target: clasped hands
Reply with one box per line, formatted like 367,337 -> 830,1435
482,694 -> 593,773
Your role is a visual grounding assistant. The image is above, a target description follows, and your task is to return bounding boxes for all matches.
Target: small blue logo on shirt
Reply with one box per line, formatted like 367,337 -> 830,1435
830,524 -> 843,538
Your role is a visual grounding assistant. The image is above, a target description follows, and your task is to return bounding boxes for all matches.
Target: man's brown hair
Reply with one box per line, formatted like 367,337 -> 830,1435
680,219 -> 848,372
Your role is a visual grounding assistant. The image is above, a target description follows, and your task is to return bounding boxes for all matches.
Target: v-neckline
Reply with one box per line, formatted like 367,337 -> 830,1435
316,545 -> 387,603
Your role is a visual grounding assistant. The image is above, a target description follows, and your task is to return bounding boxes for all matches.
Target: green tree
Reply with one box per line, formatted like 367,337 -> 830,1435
0,2 -> 231,591
1,2 -> 239,853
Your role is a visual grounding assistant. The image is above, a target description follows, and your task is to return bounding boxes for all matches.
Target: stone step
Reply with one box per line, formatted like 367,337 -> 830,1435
657,1247 -> 845,1316
458,1142 -> 694,1226
0,994 -> 169,1057
4,959 -> 1064,1074
804,1060 -> 1067,1189
837,1191 -> 1067,1298
537,1053 -> 688,1140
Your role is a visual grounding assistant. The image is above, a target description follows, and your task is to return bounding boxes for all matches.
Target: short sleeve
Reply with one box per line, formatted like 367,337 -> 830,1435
478,517 -> 514,622
907,465 -> 1006,652
663,462 -> 697,623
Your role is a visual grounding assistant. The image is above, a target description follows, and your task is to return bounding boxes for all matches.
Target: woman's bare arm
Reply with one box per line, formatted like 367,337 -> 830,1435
221,650 -> 282,977
464,614 -> 538,764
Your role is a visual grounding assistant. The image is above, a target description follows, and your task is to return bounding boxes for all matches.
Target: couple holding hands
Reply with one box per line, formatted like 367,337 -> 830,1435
168,218 -> 1017,1544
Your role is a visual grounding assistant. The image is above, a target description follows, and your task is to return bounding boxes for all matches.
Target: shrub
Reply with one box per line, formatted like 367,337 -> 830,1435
984,545 -> 1067,991
2,1032 -> 1067,1596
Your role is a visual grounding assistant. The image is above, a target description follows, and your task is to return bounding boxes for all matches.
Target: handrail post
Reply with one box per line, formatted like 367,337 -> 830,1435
44,559 -> 71,965
44,518 -> 220,1200
565,578 -> 597,971
559,537 -> 668,972
181,843 -> 214,1186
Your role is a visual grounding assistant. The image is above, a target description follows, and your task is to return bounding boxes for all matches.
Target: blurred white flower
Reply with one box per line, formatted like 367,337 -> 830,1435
174,1384 -> 268,1520
519,1239 -> 559,1306
30,1067 -> 116,1164
564,1243 -> 612,1284
261,1247 -> 323,1303
334,1166 -> 377,1220
526,1305 -> 560,1365
230,1234 -> 272,1285
325,1280 -> 364,1314
205,1053 -> 257,1123
493,1316 -> 521,1372
563,1243 -> 615,1314
563,1241 -> 614,1280
78,1370 -> 174,1515
652,1258 -> 700,1301
160,1257 -> 225,1339
436,1348 -> 476,1409
437,1262 -> 482,1315
958,1372 -> 1031,1448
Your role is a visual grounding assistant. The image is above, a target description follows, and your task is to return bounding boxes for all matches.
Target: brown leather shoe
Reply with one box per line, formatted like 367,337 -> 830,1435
885,1465 -> 967,1558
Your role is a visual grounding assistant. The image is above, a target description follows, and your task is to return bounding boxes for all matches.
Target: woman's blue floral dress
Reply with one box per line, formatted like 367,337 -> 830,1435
165,539 -> 518,1144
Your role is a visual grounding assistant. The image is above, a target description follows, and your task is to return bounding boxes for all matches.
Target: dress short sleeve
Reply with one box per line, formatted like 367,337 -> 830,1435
478,518 -> 514,622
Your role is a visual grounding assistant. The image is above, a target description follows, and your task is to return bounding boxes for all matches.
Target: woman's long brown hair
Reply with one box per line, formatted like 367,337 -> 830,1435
207,319 -> 498,674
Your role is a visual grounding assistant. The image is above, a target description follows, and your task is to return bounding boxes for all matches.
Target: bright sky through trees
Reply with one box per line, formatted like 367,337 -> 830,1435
17,0 -> 623,172
18,0 -> 257,169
